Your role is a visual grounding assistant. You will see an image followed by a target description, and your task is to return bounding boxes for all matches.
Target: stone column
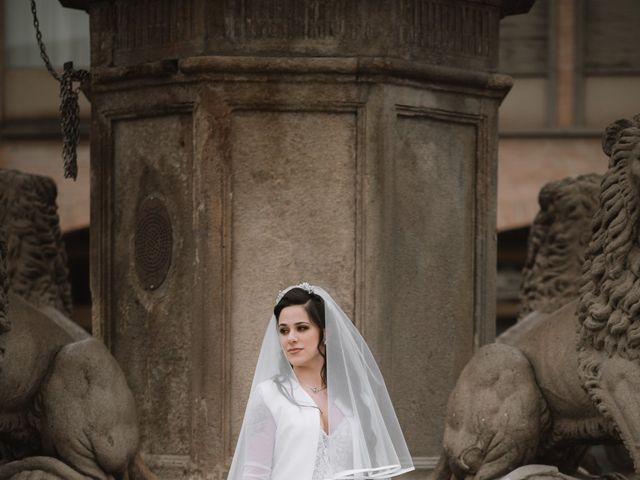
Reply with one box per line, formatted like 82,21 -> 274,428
61,1 -> 534,478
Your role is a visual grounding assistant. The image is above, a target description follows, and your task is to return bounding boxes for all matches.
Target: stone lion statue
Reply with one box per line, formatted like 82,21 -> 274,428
433,115 -> 640,480
0,170 -> 154,480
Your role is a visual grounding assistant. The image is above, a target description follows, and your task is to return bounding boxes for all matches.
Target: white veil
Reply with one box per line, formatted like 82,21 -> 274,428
227,283 -> 414,480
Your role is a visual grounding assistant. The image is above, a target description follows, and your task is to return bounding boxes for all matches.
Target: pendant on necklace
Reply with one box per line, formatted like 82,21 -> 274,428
305,384 -> 325,393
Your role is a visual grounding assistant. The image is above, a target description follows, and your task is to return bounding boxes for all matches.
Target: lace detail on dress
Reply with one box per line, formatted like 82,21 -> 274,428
312,420 -> 353,480
312,430 -> 331,480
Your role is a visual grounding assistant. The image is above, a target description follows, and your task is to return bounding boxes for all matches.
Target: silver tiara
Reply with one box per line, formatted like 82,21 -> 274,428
276,282 -> 314,303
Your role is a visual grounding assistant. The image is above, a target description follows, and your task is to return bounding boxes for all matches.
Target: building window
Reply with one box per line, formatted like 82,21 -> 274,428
582,0 -> 640,128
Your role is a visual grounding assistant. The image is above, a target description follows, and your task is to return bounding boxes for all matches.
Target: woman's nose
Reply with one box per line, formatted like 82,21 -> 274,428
288,331 -> 298,342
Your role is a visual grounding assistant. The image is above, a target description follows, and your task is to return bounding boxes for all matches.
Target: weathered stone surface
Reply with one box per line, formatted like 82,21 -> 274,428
111,114 -> 195,458
390,114 -> 477,456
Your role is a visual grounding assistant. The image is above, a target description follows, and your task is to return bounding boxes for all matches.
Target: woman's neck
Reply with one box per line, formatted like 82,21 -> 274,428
293,364 -> 324,387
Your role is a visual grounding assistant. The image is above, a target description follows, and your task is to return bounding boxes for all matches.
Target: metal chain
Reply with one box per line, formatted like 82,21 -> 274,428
30,0 -> 91,180
60,63 -> 90,180
30,0 -> 60,82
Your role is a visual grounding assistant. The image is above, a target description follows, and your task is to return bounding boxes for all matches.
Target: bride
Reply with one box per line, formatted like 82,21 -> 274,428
227,283 -> 414,480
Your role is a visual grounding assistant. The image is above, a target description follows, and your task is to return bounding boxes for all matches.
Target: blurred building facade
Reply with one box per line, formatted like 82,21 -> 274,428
496,0 -> 640,330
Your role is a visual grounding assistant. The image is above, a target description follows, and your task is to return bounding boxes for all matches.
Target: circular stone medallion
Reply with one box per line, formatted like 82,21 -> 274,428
134,196 -> 173,290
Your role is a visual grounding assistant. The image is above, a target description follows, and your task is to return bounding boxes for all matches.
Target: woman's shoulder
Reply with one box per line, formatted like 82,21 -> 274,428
255,376 -> 287,400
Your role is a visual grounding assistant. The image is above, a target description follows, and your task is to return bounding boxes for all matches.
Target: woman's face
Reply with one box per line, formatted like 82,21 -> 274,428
277,305 -> 323,369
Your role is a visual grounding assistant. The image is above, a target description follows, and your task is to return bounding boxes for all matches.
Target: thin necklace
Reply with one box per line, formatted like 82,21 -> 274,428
303,383 -> 326,393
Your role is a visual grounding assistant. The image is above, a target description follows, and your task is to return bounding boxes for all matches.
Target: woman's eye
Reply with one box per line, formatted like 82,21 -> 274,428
279,329 -> 288,335
298,326 -> 308,331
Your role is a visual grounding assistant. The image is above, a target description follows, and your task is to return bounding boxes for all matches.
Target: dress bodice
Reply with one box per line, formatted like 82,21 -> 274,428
232,377 -> 359,480
312,419 -> 353,480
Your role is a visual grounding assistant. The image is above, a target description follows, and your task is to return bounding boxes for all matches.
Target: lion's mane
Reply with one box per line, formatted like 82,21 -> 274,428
0,238 -> 8,335
578,115 -> 640,359
519,174 -> 601,319
0,170 -> 72,318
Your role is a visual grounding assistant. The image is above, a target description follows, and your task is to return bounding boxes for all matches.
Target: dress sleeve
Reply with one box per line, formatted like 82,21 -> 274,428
241,386 -> 277,479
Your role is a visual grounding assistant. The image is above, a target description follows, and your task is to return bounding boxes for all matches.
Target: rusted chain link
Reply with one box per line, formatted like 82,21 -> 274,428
60,63 -> 90,180
30,0 -> 90,180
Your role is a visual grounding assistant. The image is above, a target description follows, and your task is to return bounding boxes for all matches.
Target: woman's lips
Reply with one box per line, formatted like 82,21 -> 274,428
287,348 -> 303,354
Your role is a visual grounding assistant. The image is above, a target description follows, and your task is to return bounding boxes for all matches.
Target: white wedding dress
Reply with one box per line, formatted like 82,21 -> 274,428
242,378 -> 354,480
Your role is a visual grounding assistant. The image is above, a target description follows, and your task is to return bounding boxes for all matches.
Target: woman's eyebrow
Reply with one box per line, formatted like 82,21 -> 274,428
278,320 -> 310,327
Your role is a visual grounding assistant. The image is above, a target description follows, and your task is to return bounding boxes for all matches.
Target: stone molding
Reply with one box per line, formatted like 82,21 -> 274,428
90,56 -> 513,98
210,0 -> 498,56
62,0 -> 536,17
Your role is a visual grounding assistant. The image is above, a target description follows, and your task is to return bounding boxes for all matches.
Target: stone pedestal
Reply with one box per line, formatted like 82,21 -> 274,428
62,1 -> 534,478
